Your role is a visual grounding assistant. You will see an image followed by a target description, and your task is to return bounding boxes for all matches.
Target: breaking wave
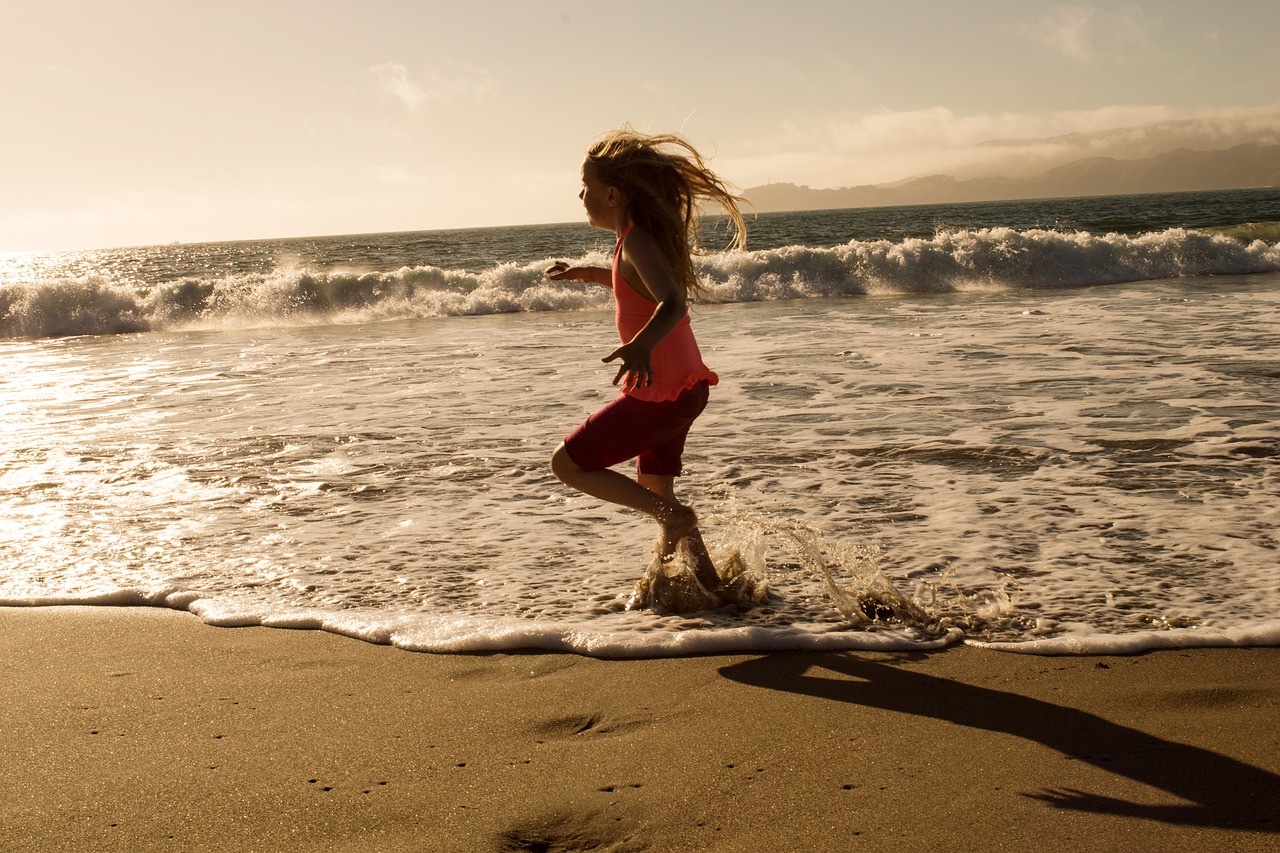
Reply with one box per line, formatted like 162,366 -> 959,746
3,226 -> 1278,339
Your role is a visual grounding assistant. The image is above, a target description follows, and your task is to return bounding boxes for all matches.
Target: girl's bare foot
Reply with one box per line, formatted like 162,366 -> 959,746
657,503 -> 697,560
681,529 -> 722,593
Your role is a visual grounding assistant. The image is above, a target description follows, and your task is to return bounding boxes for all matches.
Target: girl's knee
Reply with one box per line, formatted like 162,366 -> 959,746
550,443 -> 578,482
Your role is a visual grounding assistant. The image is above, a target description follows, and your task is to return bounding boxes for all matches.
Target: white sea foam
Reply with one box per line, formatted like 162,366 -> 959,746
2,227 -> 1277,340
970,621 -> 1280,655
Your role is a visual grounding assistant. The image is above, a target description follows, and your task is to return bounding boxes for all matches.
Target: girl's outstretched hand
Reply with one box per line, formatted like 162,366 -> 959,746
545,261 -> 574,280
546,261 -> 591,282
603,341 -> 653,388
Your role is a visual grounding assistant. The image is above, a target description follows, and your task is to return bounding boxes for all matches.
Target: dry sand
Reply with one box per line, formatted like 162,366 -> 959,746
1,606 -> 1276,852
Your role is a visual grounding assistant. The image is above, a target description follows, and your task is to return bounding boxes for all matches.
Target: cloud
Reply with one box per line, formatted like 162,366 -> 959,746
723,105 -> 1280,189
422,59 -> 496,104
968,108 -> 1280,171
369,60 -> 495,113
370,63 -> 428,112
1031,5 -> 1096,62
1109,5 -> 1161,57
1017,4 -> 1162,65
373,165 -> 412,184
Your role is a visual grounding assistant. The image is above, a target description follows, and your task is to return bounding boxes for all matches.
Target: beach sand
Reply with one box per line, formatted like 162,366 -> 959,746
1,607 -> 1275,852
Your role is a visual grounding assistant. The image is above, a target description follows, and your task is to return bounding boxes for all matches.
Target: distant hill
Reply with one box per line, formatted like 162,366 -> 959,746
743,143 -> 1280,212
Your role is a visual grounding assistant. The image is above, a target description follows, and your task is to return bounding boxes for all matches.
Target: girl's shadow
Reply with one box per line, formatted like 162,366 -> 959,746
718,653 -> 1278,831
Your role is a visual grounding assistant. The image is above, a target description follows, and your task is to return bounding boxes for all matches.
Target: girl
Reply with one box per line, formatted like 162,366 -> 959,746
546,128 -> 747,596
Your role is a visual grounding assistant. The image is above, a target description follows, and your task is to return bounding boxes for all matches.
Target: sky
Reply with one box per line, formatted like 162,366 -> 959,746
3,0 -> 1278,252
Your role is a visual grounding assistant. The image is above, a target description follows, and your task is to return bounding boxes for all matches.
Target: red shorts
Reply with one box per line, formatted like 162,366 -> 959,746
563,381 -> 710,476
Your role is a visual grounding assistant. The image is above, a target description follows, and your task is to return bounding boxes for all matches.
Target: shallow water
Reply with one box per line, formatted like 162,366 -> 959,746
4,270 -> 1278,655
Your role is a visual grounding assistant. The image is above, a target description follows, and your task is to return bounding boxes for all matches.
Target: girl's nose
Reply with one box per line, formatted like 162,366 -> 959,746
578,189 -> 585,200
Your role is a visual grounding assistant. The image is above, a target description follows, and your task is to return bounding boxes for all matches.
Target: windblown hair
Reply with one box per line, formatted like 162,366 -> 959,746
585,127 -> 748,301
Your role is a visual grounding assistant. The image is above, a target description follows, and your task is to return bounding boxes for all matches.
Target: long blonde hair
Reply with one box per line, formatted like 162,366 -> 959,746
585,127 -> 748,301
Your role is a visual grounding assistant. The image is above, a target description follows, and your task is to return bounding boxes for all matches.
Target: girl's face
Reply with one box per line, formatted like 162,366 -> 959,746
579,161 -> 618,231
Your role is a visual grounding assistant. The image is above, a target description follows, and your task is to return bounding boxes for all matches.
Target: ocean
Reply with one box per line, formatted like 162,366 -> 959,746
3,188 -> 1278,657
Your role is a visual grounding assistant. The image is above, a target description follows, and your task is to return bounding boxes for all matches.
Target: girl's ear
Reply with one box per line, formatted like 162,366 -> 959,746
606,186 -> 623,207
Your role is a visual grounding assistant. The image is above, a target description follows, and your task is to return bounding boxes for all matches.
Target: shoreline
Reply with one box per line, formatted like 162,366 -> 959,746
2,606 -> 1276,852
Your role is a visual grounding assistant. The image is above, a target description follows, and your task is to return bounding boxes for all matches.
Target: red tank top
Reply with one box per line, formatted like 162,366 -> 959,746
613,226 -> 718,402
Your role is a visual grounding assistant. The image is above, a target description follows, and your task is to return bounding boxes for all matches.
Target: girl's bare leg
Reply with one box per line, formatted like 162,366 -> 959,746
551,445 -> 696,554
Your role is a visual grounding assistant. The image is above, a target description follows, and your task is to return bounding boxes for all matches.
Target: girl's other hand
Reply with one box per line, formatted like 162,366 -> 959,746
603,341 -> 653,387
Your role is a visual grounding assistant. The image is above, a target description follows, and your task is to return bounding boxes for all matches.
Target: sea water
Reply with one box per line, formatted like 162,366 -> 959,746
2,188 -> 1279,656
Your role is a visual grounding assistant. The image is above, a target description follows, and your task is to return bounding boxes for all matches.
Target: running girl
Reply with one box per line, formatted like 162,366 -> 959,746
546,128 -> 747,595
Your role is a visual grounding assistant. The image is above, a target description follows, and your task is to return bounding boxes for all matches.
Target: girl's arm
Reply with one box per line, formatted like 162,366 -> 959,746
545,262 -> 610,288
603,230 -> 688,388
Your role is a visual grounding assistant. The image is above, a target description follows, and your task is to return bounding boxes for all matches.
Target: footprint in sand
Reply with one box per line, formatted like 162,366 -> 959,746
497,810 -> 640,853
531,711 -> 647,740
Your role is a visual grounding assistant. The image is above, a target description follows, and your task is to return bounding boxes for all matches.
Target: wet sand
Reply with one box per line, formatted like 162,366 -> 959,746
1,606 -> 1276,852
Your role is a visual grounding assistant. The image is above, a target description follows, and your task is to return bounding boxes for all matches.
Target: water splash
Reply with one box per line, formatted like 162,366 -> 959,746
784,527 -> 931,627
627,528 -> 771,613
625,511 -> 1002,643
